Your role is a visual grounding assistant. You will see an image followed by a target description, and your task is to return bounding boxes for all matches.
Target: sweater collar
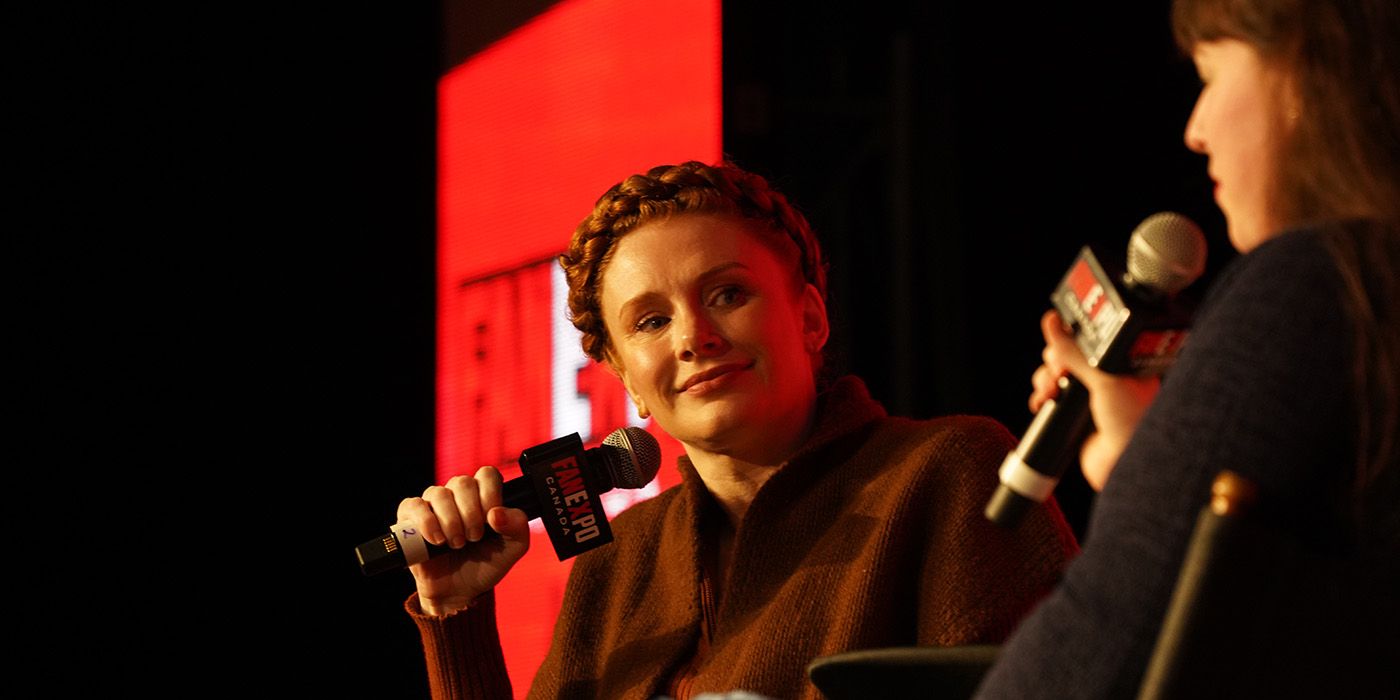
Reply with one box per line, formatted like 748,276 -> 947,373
790,375 -> 888,463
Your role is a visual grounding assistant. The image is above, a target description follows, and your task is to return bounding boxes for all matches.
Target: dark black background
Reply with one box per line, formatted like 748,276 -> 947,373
26,1 -> 1230,694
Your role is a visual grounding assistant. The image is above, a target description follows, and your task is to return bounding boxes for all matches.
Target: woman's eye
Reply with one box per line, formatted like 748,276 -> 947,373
634,315 -> 669,333
711,285 -> 747,307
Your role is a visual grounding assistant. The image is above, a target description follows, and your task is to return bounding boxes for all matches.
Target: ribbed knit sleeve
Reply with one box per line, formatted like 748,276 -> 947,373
407,591 -> 513,700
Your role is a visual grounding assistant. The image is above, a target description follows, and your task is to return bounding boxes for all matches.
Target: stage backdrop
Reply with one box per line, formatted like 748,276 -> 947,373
437,0 -> 721,692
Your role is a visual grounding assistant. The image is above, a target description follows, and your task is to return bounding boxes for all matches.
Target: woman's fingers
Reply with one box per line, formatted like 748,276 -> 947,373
397,495 -> 447,547
1040,309 -> 1122,398
424,482 -> 469,548
1030,310 -> 1092,412
1030,364 -> 1060,412
1040,310 -> 1092,378
444,474 -> 484,545
397,467 -> 502,549
475,466 -> 505,517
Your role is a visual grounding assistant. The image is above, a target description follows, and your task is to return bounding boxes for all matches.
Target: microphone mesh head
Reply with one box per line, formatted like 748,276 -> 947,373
602,426 -> 662,488
1126,212 -> 1207,295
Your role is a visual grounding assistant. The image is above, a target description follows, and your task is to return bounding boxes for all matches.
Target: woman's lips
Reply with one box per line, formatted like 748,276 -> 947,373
677,361 -> 754,395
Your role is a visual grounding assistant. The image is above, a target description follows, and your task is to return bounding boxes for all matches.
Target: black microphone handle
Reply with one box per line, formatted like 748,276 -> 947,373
985,374 -> 1094,527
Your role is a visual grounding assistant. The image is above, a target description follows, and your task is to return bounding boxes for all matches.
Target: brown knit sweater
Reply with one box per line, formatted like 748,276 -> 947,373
409,376 -> 1079,699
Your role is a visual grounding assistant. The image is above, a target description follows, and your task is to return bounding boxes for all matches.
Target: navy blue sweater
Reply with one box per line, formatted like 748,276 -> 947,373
976,225 -> 1400,698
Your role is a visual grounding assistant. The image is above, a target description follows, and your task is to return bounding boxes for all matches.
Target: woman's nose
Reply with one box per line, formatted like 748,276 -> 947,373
675,310 -> 727,361
1183,96 -> 1207,154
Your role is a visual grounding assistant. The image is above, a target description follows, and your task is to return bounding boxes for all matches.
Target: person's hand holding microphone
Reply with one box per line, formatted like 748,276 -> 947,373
1030,310 -> 1161,491
396,466 -> 532,617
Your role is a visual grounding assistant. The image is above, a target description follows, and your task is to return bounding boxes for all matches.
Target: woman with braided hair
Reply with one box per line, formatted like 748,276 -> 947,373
396,161 -> 1079,699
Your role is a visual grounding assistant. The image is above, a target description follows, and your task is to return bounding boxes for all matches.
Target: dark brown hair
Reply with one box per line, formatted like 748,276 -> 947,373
1173,0 -> 1400,543
1172,0 -> 1400,225
558,161 -> 827,363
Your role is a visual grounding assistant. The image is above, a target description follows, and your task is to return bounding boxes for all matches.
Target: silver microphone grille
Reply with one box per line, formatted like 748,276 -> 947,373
1125,212 -> 1207,295
602,426 -> 662,489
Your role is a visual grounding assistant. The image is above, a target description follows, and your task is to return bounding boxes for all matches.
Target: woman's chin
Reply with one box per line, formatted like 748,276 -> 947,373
672,405 -> 754,448
1225,214 -> 1285,253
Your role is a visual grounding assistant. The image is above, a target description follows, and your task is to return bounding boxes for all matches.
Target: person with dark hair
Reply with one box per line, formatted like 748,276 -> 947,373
397,161 -> 1079,699
976,0 -> 1400,696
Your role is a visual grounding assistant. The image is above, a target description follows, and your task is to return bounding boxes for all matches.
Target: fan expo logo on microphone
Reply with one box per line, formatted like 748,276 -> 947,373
520,433 -> 614,560
1056,251 -> 1128,366
1053,247 -> 1193,375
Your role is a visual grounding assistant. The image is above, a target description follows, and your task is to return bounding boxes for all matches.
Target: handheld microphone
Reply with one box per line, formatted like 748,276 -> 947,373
355,426 -> 661,575
985,212 -> 1207,527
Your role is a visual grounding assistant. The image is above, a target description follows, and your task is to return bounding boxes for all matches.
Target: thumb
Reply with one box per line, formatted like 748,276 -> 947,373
487,506 -> 532,547
1040,310 -> 1103,390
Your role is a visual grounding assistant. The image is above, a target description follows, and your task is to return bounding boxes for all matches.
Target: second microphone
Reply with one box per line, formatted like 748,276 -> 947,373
986,212 -> 1207,528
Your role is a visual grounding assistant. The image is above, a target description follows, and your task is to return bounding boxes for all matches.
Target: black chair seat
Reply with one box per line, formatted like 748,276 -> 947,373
807,644 -> 999,699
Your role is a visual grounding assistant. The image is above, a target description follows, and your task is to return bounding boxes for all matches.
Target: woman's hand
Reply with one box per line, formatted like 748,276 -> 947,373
1029,310 -> 1161,490
395,466 -> 531,616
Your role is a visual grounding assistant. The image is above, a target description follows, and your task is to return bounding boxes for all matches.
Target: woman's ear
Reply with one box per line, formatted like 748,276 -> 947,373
606,354 -> 650,420
1271,61 -> 1303,131
800,283 -> 830,355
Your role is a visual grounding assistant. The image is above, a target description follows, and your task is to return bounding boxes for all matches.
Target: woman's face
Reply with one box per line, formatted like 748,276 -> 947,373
1184,39 -> 1295,252
598,213 -> 828,463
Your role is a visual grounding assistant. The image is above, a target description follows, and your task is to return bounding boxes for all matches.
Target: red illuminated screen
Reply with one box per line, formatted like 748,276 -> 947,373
437,0 -> 721,693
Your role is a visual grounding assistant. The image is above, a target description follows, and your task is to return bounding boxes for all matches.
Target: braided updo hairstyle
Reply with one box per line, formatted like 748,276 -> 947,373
559,161 -> 828,363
